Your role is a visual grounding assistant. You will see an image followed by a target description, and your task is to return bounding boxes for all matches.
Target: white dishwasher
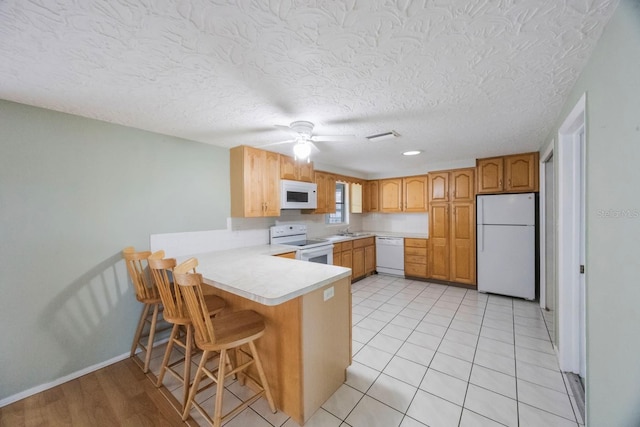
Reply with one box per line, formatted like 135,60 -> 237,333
375,236 -> 405,276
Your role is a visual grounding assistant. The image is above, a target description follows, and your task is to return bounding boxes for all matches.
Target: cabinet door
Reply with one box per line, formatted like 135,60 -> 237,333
368,180 -> 380,212
350,183 -> 363,213
450,203 -> 475,285
352,247 -> 365,278
244,146 -> 268,217
429,203 -> 449,280
505,153 -> 538,192
341,250 -> 353,278
364,245 -> 375,274
263,151 -> 281,216
314,172 -> 328,214
477,157 -> 504,194
326,174 -> 337,214
451,169 -> 475,202
333,251 -> 342,266
380,178 -> 403,212
280,155 -> 297,180
297,161 -> 314,182
429,172 -> 449,203
404,175 -> 428,212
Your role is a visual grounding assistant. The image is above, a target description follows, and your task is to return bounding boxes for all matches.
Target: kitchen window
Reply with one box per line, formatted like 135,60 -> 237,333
327,183 -> 347,224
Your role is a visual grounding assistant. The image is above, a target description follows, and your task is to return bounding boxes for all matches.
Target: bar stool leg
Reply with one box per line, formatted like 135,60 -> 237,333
182,325 -> 194,408
131,303 -> 151,357
182,349 -> 208,421
249,341 -> 276,413
142,303 -> 160,372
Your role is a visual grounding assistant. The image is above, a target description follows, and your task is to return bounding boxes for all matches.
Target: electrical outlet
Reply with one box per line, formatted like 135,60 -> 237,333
323,286 -> 334,301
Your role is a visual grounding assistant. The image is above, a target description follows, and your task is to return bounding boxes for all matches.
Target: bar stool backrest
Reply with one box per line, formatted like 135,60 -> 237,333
174,270 -> 217,348
122,246 -> 157,302
148,250 -> 189,323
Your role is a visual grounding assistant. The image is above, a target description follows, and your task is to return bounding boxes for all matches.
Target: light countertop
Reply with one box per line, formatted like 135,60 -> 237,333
317,231 -> 429,242
180,245 -> 351,306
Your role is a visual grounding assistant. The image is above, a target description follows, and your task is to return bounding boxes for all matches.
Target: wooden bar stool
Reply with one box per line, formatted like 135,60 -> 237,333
147,251 -> 226,411
122,246 -> 166,373
174,264 -> 276,427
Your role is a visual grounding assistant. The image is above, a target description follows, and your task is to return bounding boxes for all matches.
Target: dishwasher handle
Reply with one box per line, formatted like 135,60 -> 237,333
375,237 -> 404,246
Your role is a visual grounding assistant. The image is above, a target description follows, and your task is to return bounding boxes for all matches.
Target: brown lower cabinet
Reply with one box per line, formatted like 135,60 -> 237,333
404,238 -> 428,278
333,237 -> 375,281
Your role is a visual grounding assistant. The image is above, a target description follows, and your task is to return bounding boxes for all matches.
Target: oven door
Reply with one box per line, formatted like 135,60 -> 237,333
298,245 -> 333,264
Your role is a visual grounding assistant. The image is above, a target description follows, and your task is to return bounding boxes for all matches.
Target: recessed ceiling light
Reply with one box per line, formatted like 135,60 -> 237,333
402,150 -> 422,156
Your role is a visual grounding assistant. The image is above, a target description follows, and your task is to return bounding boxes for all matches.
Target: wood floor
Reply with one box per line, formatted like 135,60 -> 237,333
0,358 -> 190,427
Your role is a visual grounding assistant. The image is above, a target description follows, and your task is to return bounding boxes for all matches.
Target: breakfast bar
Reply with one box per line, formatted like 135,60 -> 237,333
185,246 -> 352,425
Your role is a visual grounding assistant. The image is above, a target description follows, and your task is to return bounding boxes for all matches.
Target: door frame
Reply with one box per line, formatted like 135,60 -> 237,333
539,141 -> 554,310
556,93 -> 586,374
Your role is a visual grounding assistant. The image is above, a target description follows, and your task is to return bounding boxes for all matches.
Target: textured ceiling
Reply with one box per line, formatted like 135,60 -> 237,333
0,0 -> 618,176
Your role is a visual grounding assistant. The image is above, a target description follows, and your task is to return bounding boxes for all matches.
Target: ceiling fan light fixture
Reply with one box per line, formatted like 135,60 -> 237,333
366,130 -> 400,141
402,150 -> 422,156
293,140 -> 311,162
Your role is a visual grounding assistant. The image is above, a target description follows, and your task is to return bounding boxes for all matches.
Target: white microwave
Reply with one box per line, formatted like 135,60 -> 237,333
280,180 -> 317,209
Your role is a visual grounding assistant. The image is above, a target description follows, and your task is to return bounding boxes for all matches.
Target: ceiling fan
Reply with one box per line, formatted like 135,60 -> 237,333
263,121 -> 358,162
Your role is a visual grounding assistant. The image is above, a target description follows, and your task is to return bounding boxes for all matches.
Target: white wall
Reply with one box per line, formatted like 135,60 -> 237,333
541,1 -> 640,424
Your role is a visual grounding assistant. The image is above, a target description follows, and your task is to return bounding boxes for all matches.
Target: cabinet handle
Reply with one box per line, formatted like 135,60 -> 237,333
499,179 -> 503,187
508,179 -> 511,187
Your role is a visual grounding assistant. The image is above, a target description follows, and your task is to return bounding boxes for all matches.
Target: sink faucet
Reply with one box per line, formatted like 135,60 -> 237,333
342,227 -> 350,234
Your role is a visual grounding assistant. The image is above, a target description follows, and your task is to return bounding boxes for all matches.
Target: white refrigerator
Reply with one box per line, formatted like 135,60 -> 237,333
477,193 -> 536,300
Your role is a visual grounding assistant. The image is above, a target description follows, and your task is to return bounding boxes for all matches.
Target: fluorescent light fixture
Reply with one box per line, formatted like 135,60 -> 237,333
293,140 -> 311,161
402,150 -> 422,156
366,130 -> 400,141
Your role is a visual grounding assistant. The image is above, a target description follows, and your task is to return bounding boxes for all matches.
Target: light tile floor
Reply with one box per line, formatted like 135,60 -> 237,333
148,274 -> 584,427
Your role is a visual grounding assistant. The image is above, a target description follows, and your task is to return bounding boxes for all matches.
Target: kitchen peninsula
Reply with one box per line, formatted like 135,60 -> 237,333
183,245 -> 352,425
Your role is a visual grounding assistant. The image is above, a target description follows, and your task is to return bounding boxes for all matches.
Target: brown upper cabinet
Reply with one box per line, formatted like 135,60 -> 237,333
310,171 -> 336,214
379,175 -> 428,213
280,155 -> 314,182
428,170 -> 474,203
364,180 -> 379,212
477,152 -> 539,194
230,145 -> 280,217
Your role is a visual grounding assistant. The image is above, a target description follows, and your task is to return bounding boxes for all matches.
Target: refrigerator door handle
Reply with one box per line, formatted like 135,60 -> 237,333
477,197 -> 484,225
478,224 -> 484,252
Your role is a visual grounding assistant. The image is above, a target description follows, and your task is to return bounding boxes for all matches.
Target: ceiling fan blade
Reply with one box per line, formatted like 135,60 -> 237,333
274,124 -> 299,137
258,139 -> 296,147
312,135 -> 363,142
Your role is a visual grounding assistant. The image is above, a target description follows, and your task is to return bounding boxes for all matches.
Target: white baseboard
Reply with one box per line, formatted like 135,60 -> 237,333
0,352 -> 129,408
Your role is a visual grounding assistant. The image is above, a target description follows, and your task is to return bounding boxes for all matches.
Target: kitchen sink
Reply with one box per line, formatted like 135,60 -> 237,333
333,232 -> 372,238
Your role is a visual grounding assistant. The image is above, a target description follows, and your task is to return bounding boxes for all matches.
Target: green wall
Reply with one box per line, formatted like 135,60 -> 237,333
542,0 -> 640,425
0,100 -> 229,401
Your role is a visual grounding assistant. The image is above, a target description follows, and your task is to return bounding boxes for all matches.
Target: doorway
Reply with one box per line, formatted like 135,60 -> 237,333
539,145 -> 556,346
557,93 -> 587,381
